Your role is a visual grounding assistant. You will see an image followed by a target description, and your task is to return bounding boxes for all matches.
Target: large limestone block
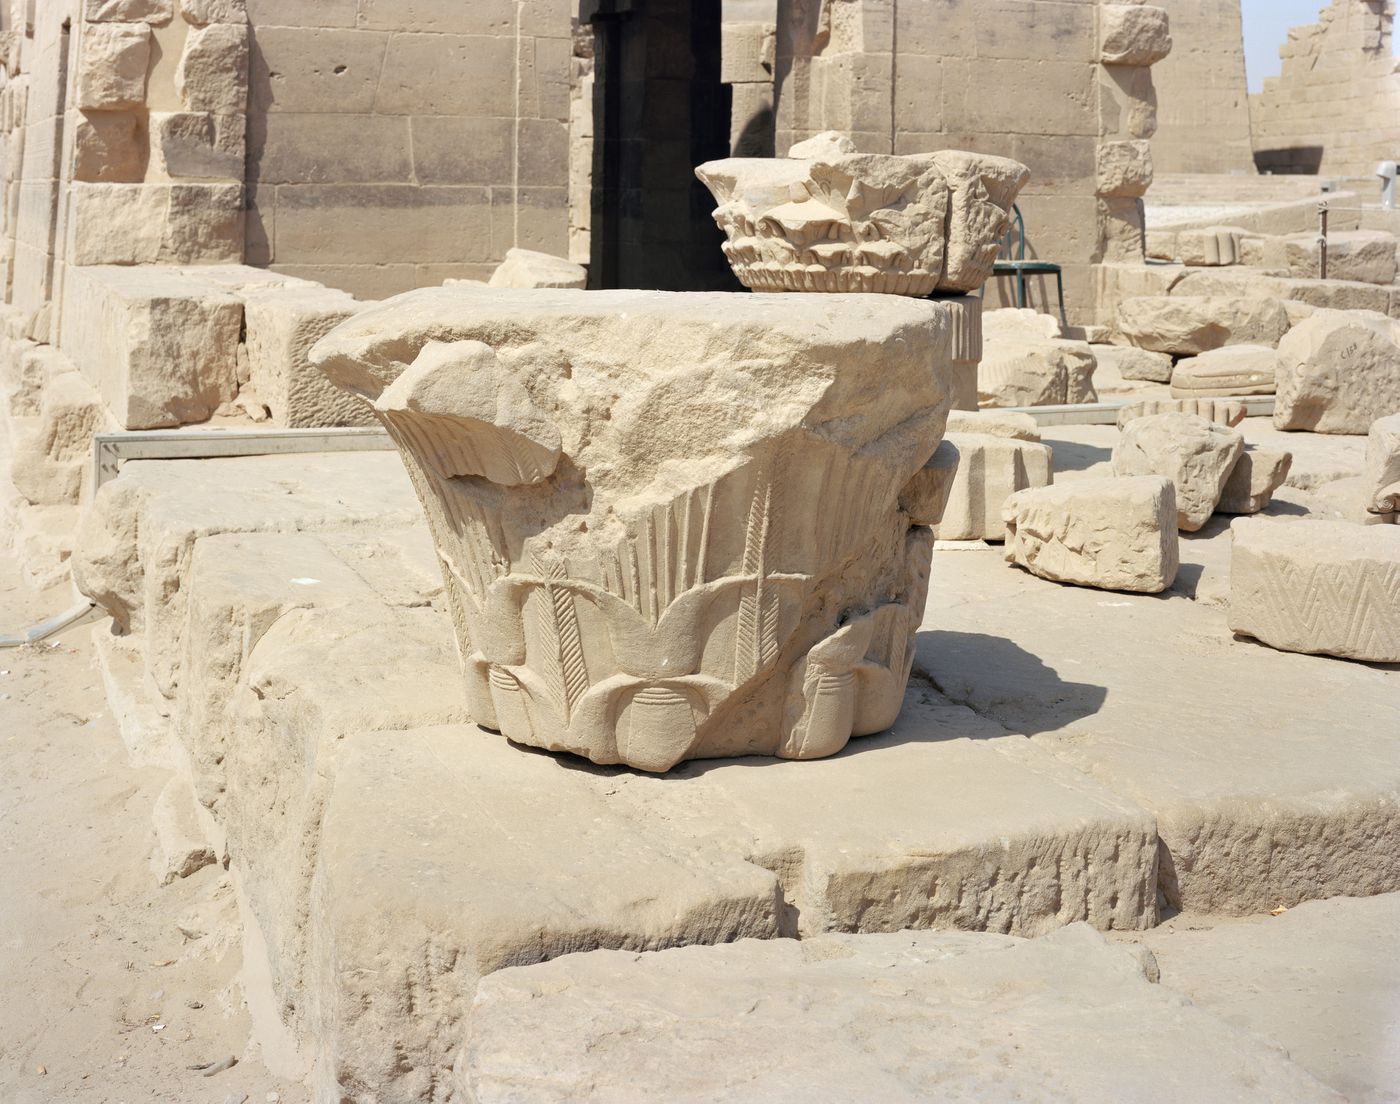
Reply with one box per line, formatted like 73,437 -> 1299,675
150,111 -> 245,180
1285,230 -> 1398,287
1178,226 -> 1244,267
1117,398 -> 1246,430
460,926 -> 1341,1104
1002,476 -> 1178,594
1170,344 -> 1278,399
67,182 -> 245,266
73,110 -> 144,183
1095,343 -> 1172,383
243,286 -> 371,428
696,148 -> 1028,295
1274,310 -> 1400,435
175,21 -> 248,114
1113,412 -> 1244,532
58,265 -> 243,429
1229,519 -> 1400,663
1096,139 -> 1153,197
1099,4 -> 1173,66
487,247 -> 587,290
1217,446 -> 1293,515
76,22 -> 151,111
1367,414 -> 1400,520
311,289 -> 956,771
9,368 -> 108,505
934,431 -> 1053,541
980,309 -> 1097,407
1118,296 -> 1290,356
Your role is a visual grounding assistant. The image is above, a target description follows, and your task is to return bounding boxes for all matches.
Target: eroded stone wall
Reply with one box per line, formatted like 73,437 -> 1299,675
1251,0 -> 1400,177
1150,0 -> 1253,175
245,0 -> 572,300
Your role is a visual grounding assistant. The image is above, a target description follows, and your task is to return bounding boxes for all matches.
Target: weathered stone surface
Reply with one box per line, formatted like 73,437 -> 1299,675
696,149 -> 1028,295
1118,296 -> 1290,356
73,110 -> 145,183
1285,230 -> 1398,287
58,265 -> 243,429
150,111 -> 244,180
1367,414 -> 1400,520
1113,412 -> 1244,531
1100,4 -> 1173,66
76,22 -> 151,111
310,289 -> 954,771
175,21 -> 248,114
1116,397 -> 1246,430
460,925 -> 1341,1104
1178,226 -> 1243,267
980,309 -> 1097,407
1096,139 -> 1153,197
1217,446 -> 1293,515
150,775 -> 216,886
945,409 -> 1040,441
1170,344 -> 1278,398
67,182 -> 245,266
1230,519 -> 1400,662
9,369 -> 108,506
1003,476 -> 1178,593
1142,894 -> 1400,1104
84,0 -> 173,21
179,0 -> 246,23
934,429 -> 1053,541
1095,343 -> 1172,383
486,247 -> 586,290
1274,310 -> 1400,435
243,285 -> 371,428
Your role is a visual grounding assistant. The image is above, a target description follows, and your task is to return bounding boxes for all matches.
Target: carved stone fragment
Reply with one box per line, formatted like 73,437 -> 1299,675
311,288 -> 955,771
696,145 -> 1027,297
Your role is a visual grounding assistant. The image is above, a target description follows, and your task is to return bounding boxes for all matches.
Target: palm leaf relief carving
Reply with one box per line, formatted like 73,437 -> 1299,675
735,472 -> 779,683
530,551 -> 590,721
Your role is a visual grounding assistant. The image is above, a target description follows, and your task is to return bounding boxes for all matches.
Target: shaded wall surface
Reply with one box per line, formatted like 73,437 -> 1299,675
774,0 -> 1172,323
1150,0 -> 1253,175
245,0 -> 572,300
1251,0 -> 1400,177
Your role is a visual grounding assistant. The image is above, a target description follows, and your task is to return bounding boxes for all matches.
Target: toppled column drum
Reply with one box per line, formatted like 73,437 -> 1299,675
311,289 -> 955,771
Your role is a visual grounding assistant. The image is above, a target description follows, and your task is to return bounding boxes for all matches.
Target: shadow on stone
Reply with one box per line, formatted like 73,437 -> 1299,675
1041,437 -> 1112,474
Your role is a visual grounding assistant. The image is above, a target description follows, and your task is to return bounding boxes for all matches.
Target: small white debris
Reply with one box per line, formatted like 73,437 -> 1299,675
290,578 -> 320,586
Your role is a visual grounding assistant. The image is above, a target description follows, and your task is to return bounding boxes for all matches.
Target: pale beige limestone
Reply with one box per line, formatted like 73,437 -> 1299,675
1099,4 -> 1173,67
1367,413 -> 1400,519
174,21 -> 248,114
1284,230 -> 1399,286
73,110 -> 145,183
486,247 -> 586,290
1170,267 -> 1395,318
9,367 -> 108,505
945,409 -> 1040,442
58,265 -> 243,429
696,149 -> 1028,296
898,439 -> 958,527
1112,412 -> 1244,532
1138,396 -> 1248,451
459,925 -> 1341,1104
76,22 -> 151,111
150,774 -> 216,886
942,295 -> 982,410
1002,476 -> 1178,594
311,289 -> 953,771
1274,309 -> 1400,435
242,285 -> 371,428
980,308 -> 1097,407
149,111 -> 243,180
933,431 -> 1053,542
1117,295 -> 1291,356
1140,894 -> 1400,1104
66,182 -> 244,265
1095,139 -> 1153,198
1170,344 -> 1279,399
1229,518 -> 1400,662
1217,446 -> 1293,516
84,0 -> 173,21
1094,343 -> 1172,383
1178,226 -> 1244,267
179,0 -> 245,24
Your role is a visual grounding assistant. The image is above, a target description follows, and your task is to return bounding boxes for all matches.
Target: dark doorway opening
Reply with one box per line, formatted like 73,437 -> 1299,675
583,0 -> 740,291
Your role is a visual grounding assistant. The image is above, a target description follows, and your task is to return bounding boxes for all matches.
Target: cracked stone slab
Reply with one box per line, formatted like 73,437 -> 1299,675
459,924 -> 1342,1104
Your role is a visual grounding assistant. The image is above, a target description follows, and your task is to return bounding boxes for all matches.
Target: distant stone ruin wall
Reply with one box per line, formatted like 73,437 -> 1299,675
1251,0 -> 1400,178
244,0 -> 572,300
774,0 -> 1172,324
1149,0 -> 1254,175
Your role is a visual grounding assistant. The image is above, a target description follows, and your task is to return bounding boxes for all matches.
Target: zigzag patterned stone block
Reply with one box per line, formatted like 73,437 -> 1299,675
1229,519 -> 1400,663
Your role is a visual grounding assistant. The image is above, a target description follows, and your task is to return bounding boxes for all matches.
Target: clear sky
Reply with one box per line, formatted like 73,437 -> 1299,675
1241,0 -> 1400,92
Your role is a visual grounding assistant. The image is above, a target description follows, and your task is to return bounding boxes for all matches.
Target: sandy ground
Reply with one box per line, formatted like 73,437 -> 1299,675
0,553 -> 308,1104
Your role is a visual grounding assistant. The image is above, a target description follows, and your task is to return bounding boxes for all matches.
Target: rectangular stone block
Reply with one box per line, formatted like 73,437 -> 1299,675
175,22 -> 249,114
58,264 -> 243,428
73,109 -> 146,183
409,114 -> 513,186
248,27 -> 388,114
272,184 -> 494,265
245,0 -> 356,25
1229,519 -> 1400,663
150,111 -> 245,180
248,111 -> 411,185
67,182 -> 244,265
243,285 -> 373,427
934,430 -> 1053,542
375,32 -> 515,116
76,22 -> 151,110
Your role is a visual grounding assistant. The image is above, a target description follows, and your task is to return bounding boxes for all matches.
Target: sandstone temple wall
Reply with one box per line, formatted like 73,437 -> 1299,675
244,0 -> 571,300
1251,0 -> 1400,178
1149,0 -> 1254,175
774,0 -> 1172,323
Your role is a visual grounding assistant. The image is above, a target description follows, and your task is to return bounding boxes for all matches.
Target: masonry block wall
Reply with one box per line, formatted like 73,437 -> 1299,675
1251,0 -> 1400,178
1150,0 -> 1254,175
244,0 -> 572,300
774,0 -> 1171,324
